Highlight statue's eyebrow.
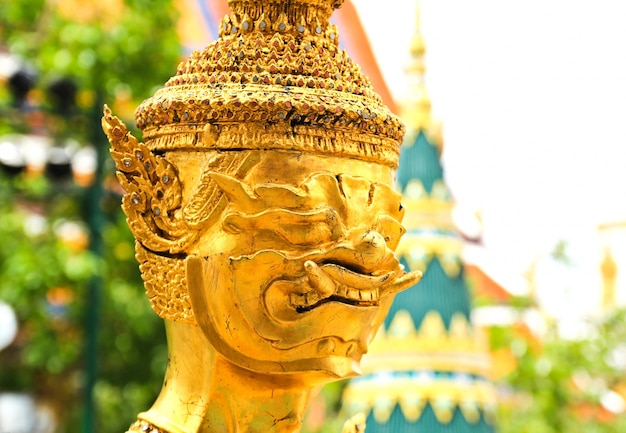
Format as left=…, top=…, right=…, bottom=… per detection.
left=223, top=207, right=342, bottom=246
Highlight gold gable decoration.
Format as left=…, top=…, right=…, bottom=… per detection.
left=399, top=179, right=456, bottom=232
left=393, top=178, right=461, bottom=276
left=396, top=236, right=463, bottom=277
left=394, top=226, right=463, bottom=278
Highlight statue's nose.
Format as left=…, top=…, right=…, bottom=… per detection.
left=351, top=230, right=391, bottom=271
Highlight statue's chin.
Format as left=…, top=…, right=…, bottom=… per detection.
left=206, top=323, right=365, bottom=383
left=187, top=253, right=382, bottom=381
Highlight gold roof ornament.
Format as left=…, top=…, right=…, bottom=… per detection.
left=102, top=1, right=421, bottom=432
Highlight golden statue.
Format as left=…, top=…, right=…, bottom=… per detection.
left=102, top=1, right=421, bottom=432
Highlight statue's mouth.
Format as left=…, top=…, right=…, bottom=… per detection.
left=245, top=231, right=422, bottom=323
left=288, top=259, right=420, bottom=313
left=291, top=261, right=392, bottom=311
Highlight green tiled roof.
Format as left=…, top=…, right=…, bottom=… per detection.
left=384, top=257, right=471, bottom=331
left=365, top=404, right=494, bottom=433
left=397, top=131, right=443, bottom=194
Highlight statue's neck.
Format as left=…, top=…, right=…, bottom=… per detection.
left=138, top=321, right=312, bottom=433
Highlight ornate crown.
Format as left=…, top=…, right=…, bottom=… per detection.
left=134, top=0, right=404, bottom=167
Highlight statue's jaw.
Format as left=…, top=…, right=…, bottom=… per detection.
left=186, top=251, right=420, bottom=381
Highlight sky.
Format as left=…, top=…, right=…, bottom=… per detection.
left=352, top=0, right=626, bottom=320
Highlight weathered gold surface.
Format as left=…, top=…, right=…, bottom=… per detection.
left=102, top=1, right=421, bottom=431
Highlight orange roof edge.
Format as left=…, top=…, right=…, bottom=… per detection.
left=210, top=0, right=230, bottom=21
left=466, top=264, right=513, bottom=302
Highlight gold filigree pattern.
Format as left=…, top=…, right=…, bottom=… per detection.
left=136, top=243, right=192, bottom=324
left=126, top=420, right=164, bottom=433
left=183, top=150, right=261, bottom=229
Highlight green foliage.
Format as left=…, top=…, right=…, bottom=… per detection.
left=0, top=0, right=47, bottom=35
left=94, top=211, right=167, bottom=432
left=0, top=172, right=167, bottom=432
left=0, top=0, right=181, bottom=138
left=0, top=0, right=179, bottom=84
left=0, top=1, right=180, bottom=431
left=494, top=308, right=626, bottom=433
left=0, top=174, right=93, bottom=415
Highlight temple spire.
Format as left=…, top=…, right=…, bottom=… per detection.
left=400, top=1, right=439, bottom=145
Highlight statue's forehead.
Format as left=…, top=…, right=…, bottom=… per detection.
left=244, top=150, right=395, bottom=186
